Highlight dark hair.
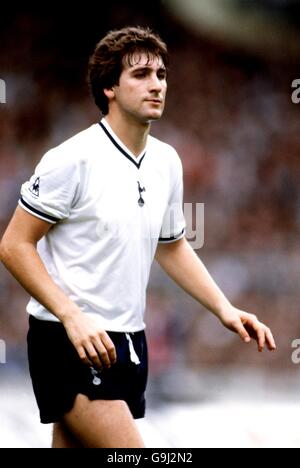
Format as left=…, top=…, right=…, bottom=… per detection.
left=88, top=26, right=169, bottom=115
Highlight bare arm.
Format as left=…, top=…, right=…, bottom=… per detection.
left=155, top=237, right=276, bottom=352
left=0, top=207, right=116, bottom=369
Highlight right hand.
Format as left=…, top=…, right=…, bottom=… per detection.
left=62, top=310, right=117, bottom=370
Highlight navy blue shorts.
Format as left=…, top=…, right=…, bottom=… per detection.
left=27, top=316, right=148, bottom=424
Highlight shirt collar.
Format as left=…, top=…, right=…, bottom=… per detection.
left=99, top=118, right=147, bottom=170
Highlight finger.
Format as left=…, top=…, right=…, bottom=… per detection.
left=77, top=345, right=94, bottom=367
left=265, top=328, right=276, bottom=351
left=255, top=326, right=266, bottom=352
left=234, top=322, right=251, bottom=344
left=93, top=339, right=112, bottom=369
left=101, top=333, right=117, bottom=364
left=84, top=342, right=103, bottom=370
left=245, top=320, right=265, bottom=351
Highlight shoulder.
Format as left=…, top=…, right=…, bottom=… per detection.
left=39, top=124, right=100, bottom=168
left=148, top=134, right=178, bottom=156
left=148, top=135, right=183, bottom=172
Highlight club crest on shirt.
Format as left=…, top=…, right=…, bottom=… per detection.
left=29, top=177, right=40, bottom=197
left=137, top=181, right=146, bottom=207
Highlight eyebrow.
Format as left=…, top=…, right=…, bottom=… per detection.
left=130, top=65, right=167, bottom=73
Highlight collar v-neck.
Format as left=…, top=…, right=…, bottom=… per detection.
left=99, top=119, right=147, bottom=170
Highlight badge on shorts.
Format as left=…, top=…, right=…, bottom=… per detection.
left=90, top=367, right=102, bottom=386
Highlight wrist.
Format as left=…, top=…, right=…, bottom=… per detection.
left=53, top=300, right=83, bottom=324
left=211, top=299, right=233, bottom=320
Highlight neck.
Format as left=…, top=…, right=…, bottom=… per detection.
left=104, top=111, right=150, bottom=157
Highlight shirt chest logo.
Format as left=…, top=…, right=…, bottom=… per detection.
left=137, top=181, right=146, bottom=207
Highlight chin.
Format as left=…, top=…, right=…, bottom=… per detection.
left=145, top=112, right=163, bottom=122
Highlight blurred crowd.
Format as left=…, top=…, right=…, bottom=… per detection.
left=1, top=7, right=300, bottom=380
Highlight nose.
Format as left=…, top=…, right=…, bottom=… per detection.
left=149, top=73, right=163, bottom=93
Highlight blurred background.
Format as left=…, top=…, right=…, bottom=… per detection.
left=1, top=0, right=300, bottom=447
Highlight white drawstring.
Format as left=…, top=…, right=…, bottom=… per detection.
left=125, top=333, right=141, bottom=365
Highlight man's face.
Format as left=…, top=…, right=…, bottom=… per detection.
left=108, top=53, right=167, bottom=124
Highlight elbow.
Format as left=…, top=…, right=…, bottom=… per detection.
left=0, top=238, right=8, bottom=265
left=0, top=236, right=14, bottom=266
left=0, top=236, right=5, bottom=262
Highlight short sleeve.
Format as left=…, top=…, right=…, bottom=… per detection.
left=159, top=152, right=186, bottom=243
left=19, top=149, right=80, bottom=224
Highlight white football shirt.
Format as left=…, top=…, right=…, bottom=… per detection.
left=19, top=119, right=186, bottom=332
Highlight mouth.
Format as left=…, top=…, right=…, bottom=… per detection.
left=145, top=98, right=163, bottom=104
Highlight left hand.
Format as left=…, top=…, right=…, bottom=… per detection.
left=218, top=306, right=276, bottom=352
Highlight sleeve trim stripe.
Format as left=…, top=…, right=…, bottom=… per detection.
left=19, top=198, right=59, bottom=224
left=158, top=229, right=185, bottom=243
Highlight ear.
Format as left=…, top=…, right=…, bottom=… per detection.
left=103, top=87, right=115, bottom=100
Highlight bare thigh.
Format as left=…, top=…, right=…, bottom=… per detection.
left=52, top=421, right=83, bottom=448
left=62, top=394, right=145, bottom=448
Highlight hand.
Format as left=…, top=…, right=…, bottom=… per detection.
left=218, top=305, right=276, bottom=352
left=62, top=310, right=117, bottom=370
